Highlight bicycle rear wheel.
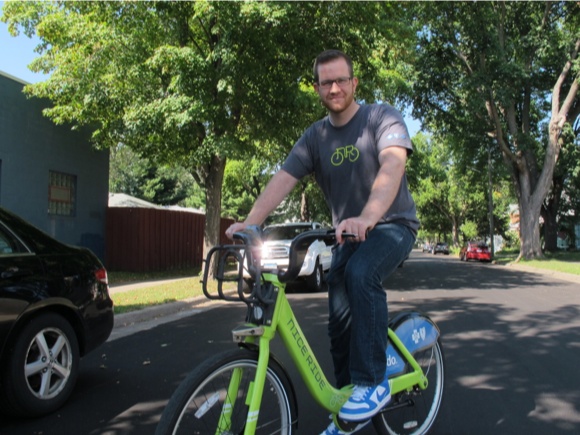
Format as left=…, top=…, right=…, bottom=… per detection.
left=373, top=339, right=445, bottom=435
left=155, top=347, right=296, bottom=435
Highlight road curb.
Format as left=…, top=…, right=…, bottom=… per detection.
left=109, top=296, right=226, bottom=341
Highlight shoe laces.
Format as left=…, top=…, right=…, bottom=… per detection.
left=350, top=385, right=371, bottom=401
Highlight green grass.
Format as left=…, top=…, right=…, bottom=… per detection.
left=492, top=249, right=580, bottom=275
left=519, top=251, right=580, bottom=275
left=110, top=276, right=204, bottom=314
left=108, top=267, right=200, bottom=286
left=108, top=267, right=238, bottom=314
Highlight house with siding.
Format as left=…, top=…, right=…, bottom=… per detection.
left=0, top=70, right=109, bottom=259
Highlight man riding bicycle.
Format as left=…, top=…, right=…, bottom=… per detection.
left=226, top=49, right=419, bottom=435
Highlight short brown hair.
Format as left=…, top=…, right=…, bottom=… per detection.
left=313, top=49, right=354, bottom=83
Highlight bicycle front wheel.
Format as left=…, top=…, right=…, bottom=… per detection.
left=373, top=339, right=445, bottom=435
left=156, top=347, right=296, bottom=435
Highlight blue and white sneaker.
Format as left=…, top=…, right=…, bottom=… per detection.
left=320, top=418, right=370, bottom=434
left=338, top=378, right=391, bottom=421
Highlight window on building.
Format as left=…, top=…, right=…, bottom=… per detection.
left=48, top=171, right=77, bottom=216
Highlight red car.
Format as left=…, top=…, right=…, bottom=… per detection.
left=460, top=241, right=492, bottom=262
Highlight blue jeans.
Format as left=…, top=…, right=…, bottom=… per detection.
left=326, top=222, right=415, bottom=388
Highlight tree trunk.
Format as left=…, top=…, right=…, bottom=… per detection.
left=451, top=216, right=460, bottom=247
left=518, top=194, right=543, bottom=259
left=203, top=154, right=227, bottom=261
left=541, top=198, right=560, bottom=252
left=300, top=187, right=310, bottom=221
left=542, top=211, right=558, bottom=252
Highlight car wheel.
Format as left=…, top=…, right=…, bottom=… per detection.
left=1, top=312, right=80, bottom=417
left=306, top=259, right=323, bottom=292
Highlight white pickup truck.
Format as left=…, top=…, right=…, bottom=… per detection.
left=260, top=222, right=333, bottom=292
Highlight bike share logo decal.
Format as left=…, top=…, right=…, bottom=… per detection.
left=386, top=354, right=398, bottom=367
left=412, top=327, right=426, bottom=344
left=331, top=145, right=360, bottom=166
left=386, top=133, right=408, bottom=140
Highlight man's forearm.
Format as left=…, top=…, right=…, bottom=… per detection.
left=360, top=147, right=407, bottom=227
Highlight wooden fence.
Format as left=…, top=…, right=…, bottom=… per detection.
left=105, top=207, right=234, bottom=272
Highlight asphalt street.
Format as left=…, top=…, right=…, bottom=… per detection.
left=1, top=251, right=579, bottom=434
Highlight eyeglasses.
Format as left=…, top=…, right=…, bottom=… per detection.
left=317, top=77, right=352, bottom=90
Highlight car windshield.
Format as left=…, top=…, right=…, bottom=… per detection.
left=263, top=226, right=311, bottom=241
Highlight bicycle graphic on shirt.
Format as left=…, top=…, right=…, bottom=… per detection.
left=331, top=145, right=360, bottom=166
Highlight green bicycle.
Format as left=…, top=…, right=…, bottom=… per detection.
left=155, top=227, right=445, bottom=434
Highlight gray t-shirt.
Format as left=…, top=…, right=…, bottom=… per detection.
left=282, top=104, right=419, bottom=232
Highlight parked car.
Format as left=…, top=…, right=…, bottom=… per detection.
left=460, top=241, right=492, bottom=262
left=0, top=207, right=114, bottom=417
left=260, top=222, right=332, bottom=292
left=422, top=243, right=431, bottom=252
left=432, top=242, right=450, bottom=255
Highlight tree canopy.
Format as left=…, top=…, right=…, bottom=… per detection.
left=2, top=0, right=415, bottom=256
left=3, top=1, right=578, bottom=260
left=412, top=1, right=580, bottom=259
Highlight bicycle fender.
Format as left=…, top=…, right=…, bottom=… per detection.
left=386, top=312, right=440, bottom=378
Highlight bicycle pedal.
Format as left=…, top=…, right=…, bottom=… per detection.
left=336, top=417, right=369, bottom=432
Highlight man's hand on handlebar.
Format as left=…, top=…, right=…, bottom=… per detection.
left=335, top=217, right=373, bottom=244
left=225, top=222, right=248, bottom=240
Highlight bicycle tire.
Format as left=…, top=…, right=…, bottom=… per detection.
left=155, top=347, right=297, bottom=435
left=373, top=339, right=445, bottom=435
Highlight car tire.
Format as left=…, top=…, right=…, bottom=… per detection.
left=306, top=259, right=324, bottom=292
left=1, top=312, right=80, bottom=417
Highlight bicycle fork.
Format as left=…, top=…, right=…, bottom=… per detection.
left=214, top=333, right=275, bottom=435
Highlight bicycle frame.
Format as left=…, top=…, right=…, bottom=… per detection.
left=200, top=229, right=438, bottom=435
left=222, top=271, right=429, bottom=434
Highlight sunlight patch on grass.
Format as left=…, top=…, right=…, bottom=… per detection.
left=111, top=277, right=202, bottom=314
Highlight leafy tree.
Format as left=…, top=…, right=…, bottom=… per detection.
left=221, top=158, right=272, bottom=222
left=412, top=1, right=580, bottom=260
left=2, top=1, right=415, bottom=259
left=460, top=221, right=479, bottom=242
left=109, top=144, right=204, bottom=207
left=408, top=133, right=488, bottom=246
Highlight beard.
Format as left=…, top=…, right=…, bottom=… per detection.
left=320, top=90, right=355, bottom=114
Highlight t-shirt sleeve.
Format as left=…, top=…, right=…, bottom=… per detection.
left=374, top=106, right=413, bottom=155
left=281, top=128, right=316, bottom=180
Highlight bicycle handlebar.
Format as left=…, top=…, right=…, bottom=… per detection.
left=202, top=227, right=354, bottom=305
left=233, top=227, right=354, bottom=283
